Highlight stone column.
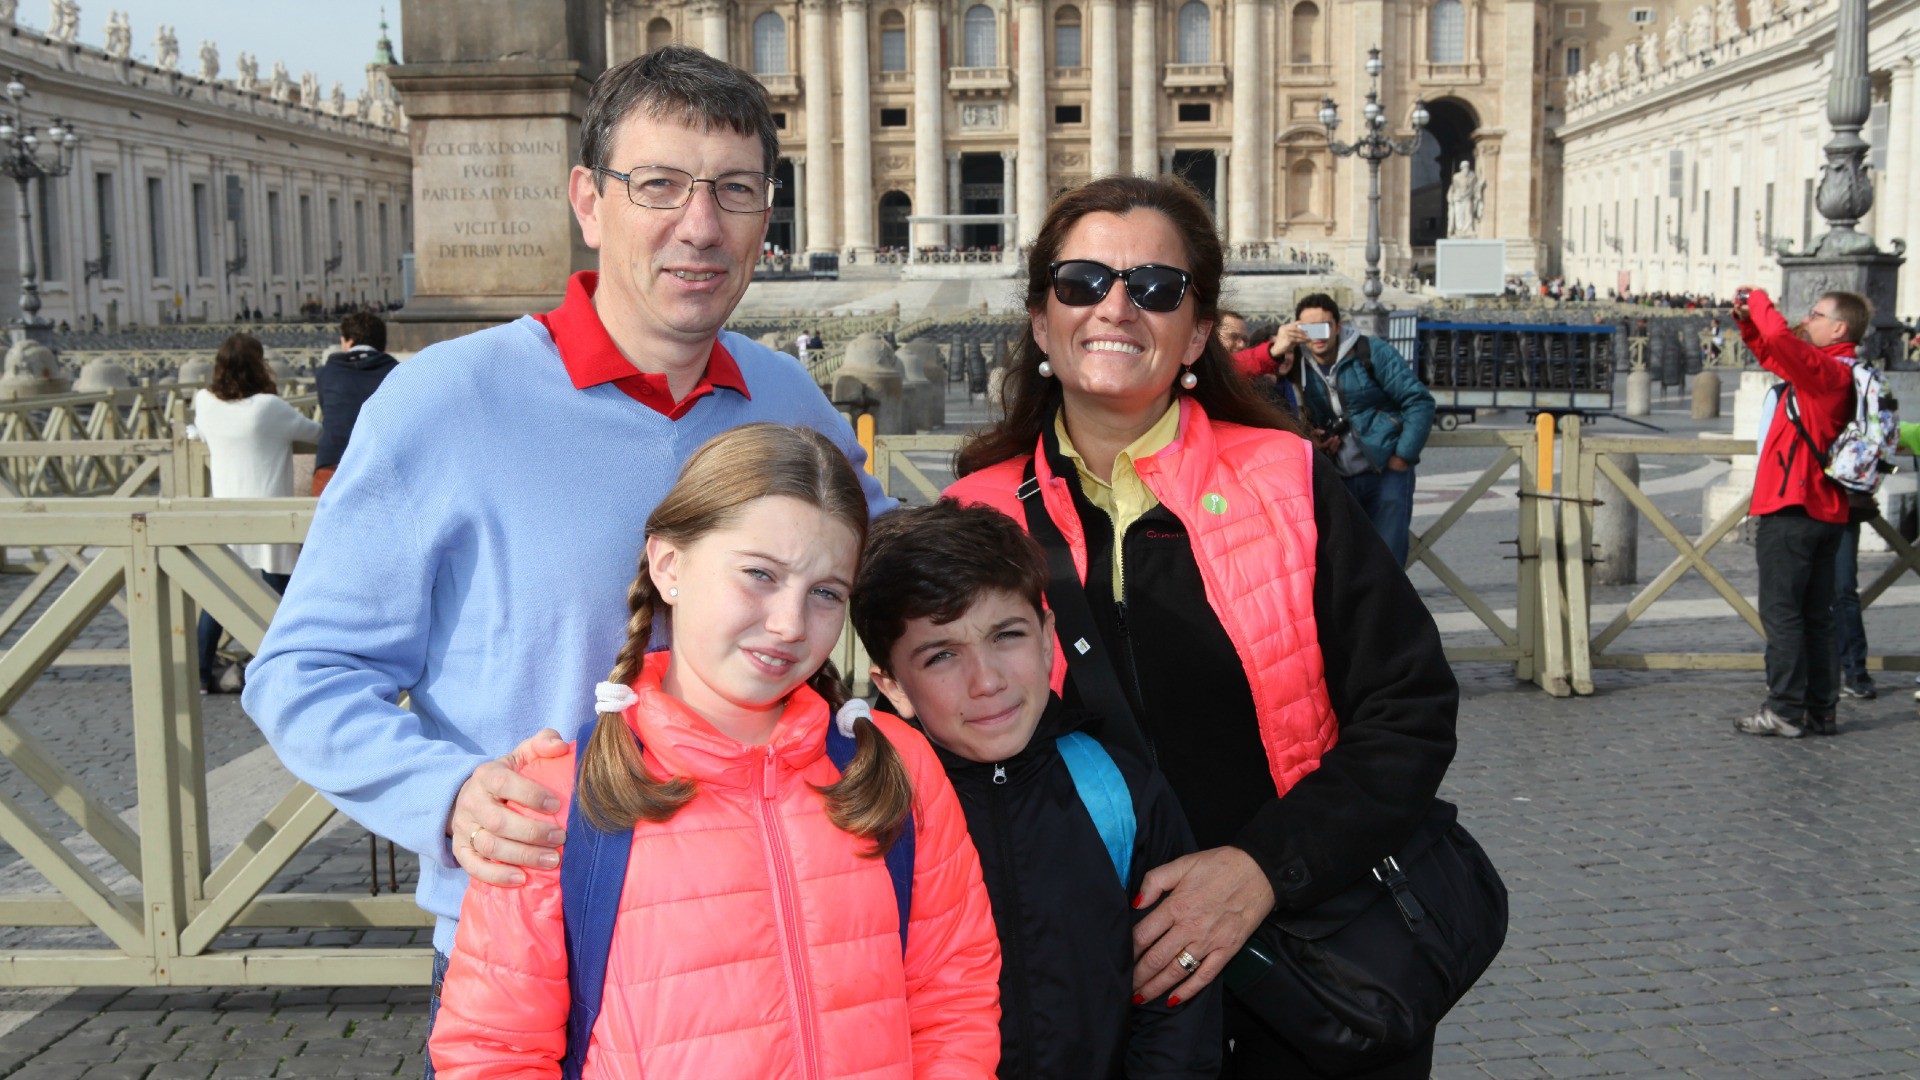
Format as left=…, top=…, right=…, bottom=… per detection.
left=841, top=0, right=876, bottom=256
left=1002, top=148, right=1018, bottom=256
left=912, top=0, right=946, bottom=251
left=1161, top=148, right=1175, bottom=175
left=792, top=155, right=808, bottom=256
left=1089, top=0, right=1120, bottom=177
left=947, top=151, right=963, bottom=247
left=1495, top=0, right=1539, bottom=271
left=1015, top=0, right=1047, bottom=246
left=386, top=0, right=605, bottom=351
left=1227, top=0, right=1263, bottom=246
left=1889, top=60, right=1916, bottom=313
left=801, top=0, right=835, bottom=256
left=1130, top=0, right=1158, bottom=175
left=697, top=0, right=730, bottom=62
left=1215, top=147, right=1230, bottom=238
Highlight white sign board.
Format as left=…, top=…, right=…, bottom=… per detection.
left=1436, top=239, right=1506, bottom=297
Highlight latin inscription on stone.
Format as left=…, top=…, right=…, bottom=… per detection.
left=412, top=119, right=579, bottom=298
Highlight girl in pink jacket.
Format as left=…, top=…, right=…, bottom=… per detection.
left=429, top=424, right=1002, bottom=1079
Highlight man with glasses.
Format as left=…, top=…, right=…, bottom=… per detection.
left=1731, top=288, right=1867, bottom=738
left=242, top=47, right=891, bottom=1066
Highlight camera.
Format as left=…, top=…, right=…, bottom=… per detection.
left=1302, top=322, right=1333, bottom=341
left=1734, top=287, right=1752, bottom=306
left=1321, top=416, right=1352, bottom=438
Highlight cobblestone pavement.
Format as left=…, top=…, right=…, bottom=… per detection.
left=0, top=380, right=1917, bottom=1077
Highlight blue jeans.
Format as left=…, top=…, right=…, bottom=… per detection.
left=425, top=948, right=449, bottom=1079
left=1834, top=521, right=1867, bottom=678
left=1341, top=465, right=1416, bottom=568
left=197, top=571, right=289, bottom=689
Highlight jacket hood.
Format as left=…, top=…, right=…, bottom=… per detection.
left=1333, top=323, right=1364, bottom=363
left=618, top=650, right=829, bottom=791
left=327, top=347, right=398, bottom=372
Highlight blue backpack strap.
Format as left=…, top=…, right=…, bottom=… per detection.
left=826, top=716, right=915, bottom=954
left=1057, top=732, right=1136, bottom=888
left=559, top=743, right=633, bottom=1080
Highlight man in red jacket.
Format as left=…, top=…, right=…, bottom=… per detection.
left=1732, top=288, right=1870, bottom=738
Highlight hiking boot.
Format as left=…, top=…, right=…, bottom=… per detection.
left=1806, top=713, right=1838, bottom=736
left=1839, top=673, right=1877, bottom=700
left=1733, top=706, right=1804, bottom=738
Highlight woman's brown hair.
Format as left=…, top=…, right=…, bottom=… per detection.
left=577, top=423, right=914, bottom=854
left=209, top=333, right=277, bottom=402
left=955, top=175, right=1306, bottom=477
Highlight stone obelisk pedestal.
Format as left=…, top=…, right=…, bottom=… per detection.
left=387, top=0, right=604, bottom=352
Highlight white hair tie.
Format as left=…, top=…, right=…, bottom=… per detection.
left=595, top=681, right=640, bottom=714
left=835, top=698, right=871, bottom=739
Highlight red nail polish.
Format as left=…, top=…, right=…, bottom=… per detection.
left=1168, top=995, right=1182, bottom=1008
left=1132, top=894, right=1144, bottom=909
left=1131, top=994, right=1144, bottom=1006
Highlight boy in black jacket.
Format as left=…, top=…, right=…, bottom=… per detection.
left=852, top=500, right=1221, bottom=1079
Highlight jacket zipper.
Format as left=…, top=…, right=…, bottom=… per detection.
left=1115, top=523, right=1158, bottom=763
left=987, top=774, right=1037, bottom=1079
left=759, top=746, right=824, bottom=1080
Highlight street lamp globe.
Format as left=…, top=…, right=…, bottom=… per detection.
left=1411, top=99, right=1431, bottom=129
left=1318, top=98, right=1340, bottom=131
left=1366, top=46, right=1384, bottom=79
left=4, top=78, right=22, bottom=101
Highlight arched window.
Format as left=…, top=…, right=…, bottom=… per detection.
left=1176, top=2, right=1211, bottom=64
left=880, top=9, right=907, bottom=71
left=963, top=5, right=997, bottom=66
left=1287, top=159, right=1318, bottom=219
left=1429, top=0, right=1466, bottom=63
left=646, top=17, right=673, bottom=52
left=1290, top=1, right=1319, bottom=63
left=1055, top=5, right=1083, bottom=67
left=878, top=190, right=912, bottom=250
left=752, top=12, right=787, bottom=74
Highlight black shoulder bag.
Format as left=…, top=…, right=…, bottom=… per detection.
left=1017, top=457, right=1507, bottom=1076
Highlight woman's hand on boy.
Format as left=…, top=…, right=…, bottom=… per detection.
left=1128, top=846, right=1276, bottom=1006
left=448, top=727, right=571, bottom=886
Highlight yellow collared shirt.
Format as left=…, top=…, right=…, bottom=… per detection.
left=1055, top=402, right=1181, bottom=596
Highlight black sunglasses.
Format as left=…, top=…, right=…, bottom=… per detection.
left=1048, top=260, right=1194, bottom=313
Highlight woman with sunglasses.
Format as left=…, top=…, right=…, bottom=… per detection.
left=946, top=175, right=1458, bottom=1078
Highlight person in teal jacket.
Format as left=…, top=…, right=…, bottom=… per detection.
left=1281, top=292, right=1436, bottom=567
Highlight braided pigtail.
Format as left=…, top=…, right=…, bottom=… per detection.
left=576, top=556, right=697, bottom=832
left=811, top=659, right=915, bottom=856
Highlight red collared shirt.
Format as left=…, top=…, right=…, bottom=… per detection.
left=533, top=271, right=750, bottom=420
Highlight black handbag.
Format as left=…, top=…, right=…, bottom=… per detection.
left=1016, top=459, right=1508, bottom=1077
left=1226, top=799, right=1508, bottom=1075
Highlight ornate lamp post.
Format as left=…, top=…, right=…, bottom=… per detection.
left=1320, top=47, right=1427, bottom=338
left=0, top=73, right=77, bottom=344
left=1775, top=0, right=1905, bottom=365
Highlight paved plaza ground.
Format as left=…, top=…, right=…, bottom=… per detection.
left=0, top=377, right=1916, bottom=1078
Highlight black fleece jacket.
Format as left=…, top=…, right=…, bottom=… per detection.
left=1040, top=423, right=1458, bottom=915
left=314, top=347, right=399, bottom=469
left=929, top=698, right=1222, bottom=1079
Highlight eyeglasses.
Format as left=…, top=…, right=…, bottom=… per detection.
left=593, top=164, right=781, bottom=213
left=1047, top=260, right=1194, bottom=313
left=1807, top=308, right=1837, bottom=322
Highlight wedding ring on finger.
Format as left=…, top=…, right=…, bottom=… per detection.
left=1175, top=950, right=1201, bottom=974
left=468, top=826, right=483, bottom=849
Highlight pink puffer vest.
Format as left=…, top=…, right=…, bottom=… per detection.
left=945, top=397, right=1339, bottom=796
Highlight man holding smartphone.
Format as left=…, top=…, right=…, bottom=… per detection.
left=1265, top=293, right=1435, bottom=567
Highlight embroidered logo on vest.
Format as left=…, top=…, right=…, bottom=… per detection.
left=1202, top=492, right=1228, bottom=515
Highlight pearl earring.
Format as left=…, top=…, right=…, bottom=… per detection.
left=1180, top=367, right=1199, bottom=390
left=1038, top=359, right=1054, bottom=378
left=668, top=587, right=678, bottom=598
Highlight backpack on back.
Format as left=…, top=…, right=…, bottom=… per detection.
left=1773, top=362, right=1901, bottom=495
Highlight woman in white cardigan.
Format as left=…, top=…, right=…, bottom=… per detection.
left=191, top=333, right=323, bottom=693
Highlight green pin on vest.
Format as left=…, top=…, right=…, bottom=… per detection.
left=1203, top=492, right=1228, bottom=515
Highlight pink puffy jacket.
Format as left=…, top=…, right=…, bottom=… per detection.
left=429, top=652, right=1002, bottom=1079
left=945, top=397, right=1339, bottom=796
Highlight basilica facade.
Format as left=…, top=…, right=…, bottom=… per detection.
left=605, top=0, right=1553, bottom=276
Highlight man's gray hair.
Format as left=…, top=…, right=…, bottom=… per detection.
left=581, top=45, right=780, bottom=181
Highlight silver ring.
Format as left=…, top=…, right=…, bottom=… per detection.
left=1175, top=950, right=1200, bottom=974
left=468, top=826, right=483, bottom=848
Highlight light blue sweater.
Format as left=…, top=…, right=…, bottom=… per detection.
left=242, top=317, right=892, bottom=951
